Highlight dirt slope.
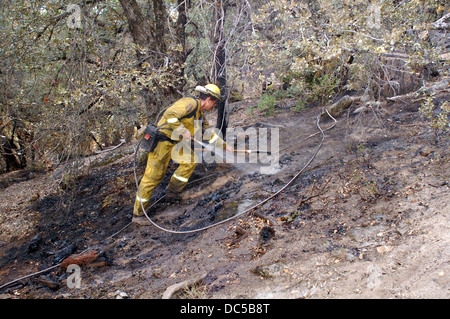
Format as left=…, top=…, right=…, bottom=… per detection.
left=0, top=84, right=448, bottom=299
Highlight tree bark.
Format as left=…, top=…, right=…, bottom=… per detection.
left=214, top=0, right=229, bottom=138
left=118, top=0, right=153, bottom=48
left=152, top=0, right=167, bottom=53
left=0, top=120, right=27, bottom=172
left=176, top=0, right=187, bottom=55
left=172, top=0, right=188, bottom=92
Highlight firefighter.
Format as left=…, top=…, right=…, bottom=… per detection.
left=133, top=84, right=233, bottom=225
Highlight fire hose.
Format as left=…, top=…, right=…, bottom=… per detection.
left=133, top=109, right=336, bottom=234
left=0, top=109, right=336, bottom=291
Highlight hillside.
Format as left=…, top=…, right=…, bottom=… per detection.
left=0, top=75, right=448, bottom=299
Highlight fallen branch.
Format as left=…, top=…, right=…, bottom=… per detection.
left=296, top=177, right=331, bottom=210
left=432, top=12, right=450, bottom=30
left=322, top=95, right=361, bottom=118
left=162, top=272, right=208, bottom=299
left=283, top=177, right=332, bottom=223
left=94, top=139, right=125, bottom=154
left=59, top=250, right=106, bottom=270
left=386, top=91, right=416, bottom=103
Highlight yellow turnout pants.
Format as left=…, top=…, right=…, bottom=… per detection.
left=133, top=140, right=197, bottom=216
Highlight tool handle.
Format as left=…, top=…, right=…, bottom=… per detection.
left=234, top=149, right=250, bottom=153
left=195, top=148, right=271, bottom=155
left=235, top=150, right=272, bottom=155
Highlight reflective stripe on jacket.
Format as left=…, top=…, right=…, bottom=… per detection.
left=157, top=97, right=226, bottom=148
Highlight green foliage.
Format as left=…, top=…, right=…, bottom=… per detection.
left=1, top=0, right=448, bottom=173
left=419, top=91, right=450, bottom=143
left=293, top=99, right=306, bottom=112
left=244, top=0, right=447, bottom=104
left=309, top=74, right=340, bottom=105
left=257, top=94, right=277, bottom=116
left=0, top=0, right=183, bottom=172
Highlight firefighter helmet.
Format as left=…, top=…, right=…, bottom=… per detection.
left=195, top=84, right=222, bottom=101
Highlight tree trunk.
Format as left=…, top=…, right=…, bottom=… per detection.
left=118, top=0, right=152, bottom=48
left=152, top=0, right=166, bottom=53
left=0, top=121, right=27, bottom=172
left=176, top=0, right=187, bottom=53
left=119, top=0, right=180, bottom=113
left=214, top=0, right=229, bottom=139
left=172, top=0, right=188, bottom=92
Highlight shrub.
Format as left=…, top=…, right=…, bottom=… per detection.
left=257, top=94, right=277, bottom=116
left=419, top=91, right=450, bottom=144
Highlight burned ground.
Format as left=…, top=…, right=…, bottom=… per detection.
left=0, top=86, right=449, bottom=299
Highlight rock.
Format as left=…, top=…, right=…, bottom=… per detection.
left=113, top=290, right=129, bottom=299
left=279, top=153, right=293, bottom=165
left=348, top=225, right=386, bottom=242
left=376, top=246, right=394, bottom=254
left=330, top=248, right=358, bottom=262
left=251, top=263, right=285, bottom=278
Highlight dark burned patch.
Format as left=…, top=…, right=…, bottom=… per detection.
left=259, top=226, right=275, bottom=243
left=0, top=162, right=136, bottom=269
